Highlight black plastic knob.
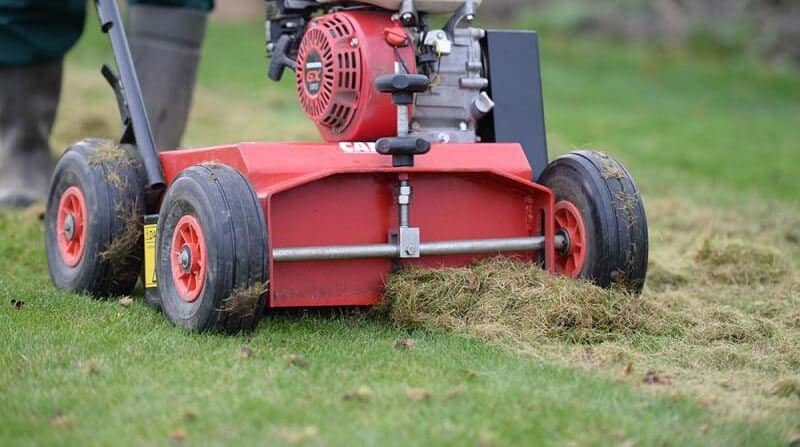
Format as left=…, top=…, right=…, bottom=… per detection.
left=375, top=74, right=430, bottom=105
left=376, top=136, right=431, bottom=167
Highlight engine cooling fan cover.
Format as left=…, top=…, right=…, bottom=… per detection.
left=295, top=11, right=415, bottom=142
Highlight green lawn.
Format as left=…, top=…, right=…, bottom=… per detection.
left=1, top=13, right=799, bottom=447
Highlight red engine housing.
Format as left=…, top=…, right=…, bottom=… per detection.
left=295, top=11, right=415, bottom=142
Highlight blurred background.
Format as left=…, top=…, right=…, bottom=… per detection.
left=214, top=0, right=800, bottom=66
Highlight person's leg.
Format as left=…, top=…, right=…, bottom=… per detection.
left=0, top=0, right=84, bottom=207
left=127, top=3, right=210, bottom=151
left=0, top=63, right=63, bottom=208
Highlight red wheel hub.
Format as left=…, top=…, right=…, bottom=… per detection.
left=56, top=186, right=88, bottom=267
left=171, top=215, right=207, bottom=303
left=554, top=200, right=587, bottom=278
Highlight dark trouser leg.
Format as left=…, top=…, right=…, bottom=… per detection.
left=127, top=4, right=208, bottom=151
left=0, top=60, right=62, bottom=208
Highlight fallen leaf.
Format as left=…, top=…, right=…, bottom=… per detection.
left=343, top=386, right=373, bottom=401
left=50, top=412, right=74, bottom=429
left=287, top=354, right=310, bottom=368
left=464, top=368, right=479, bottom=379
left=623, top=362, right=633, bottom=376
left=181, top=409, right=197, bottom=422
left=275, top=426, right=317, bottom=445
left=118, top=296, right=133, bottom=307
left=238, top=346, right=253, bottom=359
left=168, top=428, right=187, bottom=444
left=10, top=299, right=24, bottom=310
left=643, top=370, right=671, bottom=385
left=406, top=388, right=431, bottom=401
left=394, top=338, right=416, bottom=350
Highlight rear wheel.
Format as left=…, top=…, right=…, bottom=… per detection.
left=540, top=150, right=648, bottom=293
left=156, top=164, right=269, bottom=333
left=45, top=139, right=145, bottom=297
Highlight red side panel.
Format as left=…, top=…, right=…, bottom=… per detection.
left=159, top=142, right=554, bottom=308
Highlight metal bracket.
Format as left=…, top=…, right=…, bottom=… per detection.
left=393, top=177, right=421, bottom=258
left=101, top=65, right=130, bottom=126
left=399, top=0, right=417, bottom=26
left=397, top=227, right=421, bottom=258
left=444, top=0, right=476, bottom=40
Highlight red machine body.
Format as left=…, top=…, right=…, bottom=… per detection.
left=160, top=143, right=555, bottom=308
left=295, top=11, right=415, bottom=142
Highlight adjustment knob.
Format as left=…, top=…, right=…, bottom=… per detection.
left=376, top=136, right=431, bottom=168
left=375, top=74, right=430, bottom=105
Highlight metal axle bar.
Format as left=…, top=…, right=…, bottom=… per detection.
left=273, top=235, right=566, bottom=262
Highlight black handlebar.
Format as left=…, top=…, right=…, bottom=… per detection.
left=95, top=0, right=166, bottom=211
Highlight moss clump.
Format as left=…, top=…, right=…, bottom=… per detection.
left=769, top=377, right=800, bottom=399
left=695, top=238, right=787, bottom=285
left=382, top=258, right=672, bottom=345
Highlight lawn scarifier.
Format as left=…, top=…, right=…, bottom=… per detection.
left=45, top=0, right=648, bottom=333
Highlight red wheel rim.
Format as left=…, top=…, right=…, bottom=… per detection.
left=56, top=186, right=88, bottom=267
left=170, top=215, right=207, bottom=303
left=554, top=200, right=587, bottom=278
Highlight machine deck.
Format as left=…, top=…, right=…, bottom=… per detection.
left=158, top=142, right=555, bottom=307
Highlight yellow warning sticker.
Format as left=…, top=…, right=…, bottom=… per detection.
left=144, top=223, right=158, bottom=288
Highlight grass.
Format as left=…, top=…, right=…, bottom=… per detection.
left=2, top=12, right=800, bottom=447
left=1, top=265, right=781, bottom=446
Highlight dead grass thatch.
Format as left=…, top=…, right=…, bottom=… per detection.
left=221, top=282, right=268, bottom=318
left=383, top=258, right=674, bottom=345
left=381, top=195, right=800, bottom=433
left=695, top=238, right=787, bottom=285
left=100, top=201, right=143, bottom=266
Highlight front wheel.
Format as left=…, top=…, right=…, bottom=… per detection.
left=156, top=164, right=269, bottom=333
left=539, top=150, right=648, bottom=294
left=45, top=139, right=145, bottom=297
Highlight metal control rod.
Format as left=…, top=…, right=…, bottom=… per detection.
left=273, top=235, right=566, bottom=262
left=95, top=0, right=166, bottom=204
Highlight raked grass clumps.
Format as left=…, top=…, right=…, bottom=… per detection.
left=383, top=197, right=800, bottom=429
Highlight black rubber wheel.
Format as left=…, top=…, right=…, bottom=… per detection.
left=539, top=150, right=648, bottom=293
left=45, top=139, right=146, bottom=297
left=156, top=164, right=269, bottom=333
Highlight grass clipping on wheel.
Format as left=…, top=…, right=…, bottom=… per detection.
left=383, top=258, right=669, bottom=345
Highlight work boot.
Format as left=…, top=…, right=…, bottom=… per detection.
left=0, top=61, right=62, bottom=208
left=128, top=4, right=208, bottom=151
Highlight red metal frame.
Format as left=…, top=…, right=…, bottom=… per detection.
left=160, top=142, right=555, bottom=308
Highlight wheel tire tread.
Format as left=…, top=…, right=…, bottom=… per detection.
left=540, top=150, right=648, bottom=293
